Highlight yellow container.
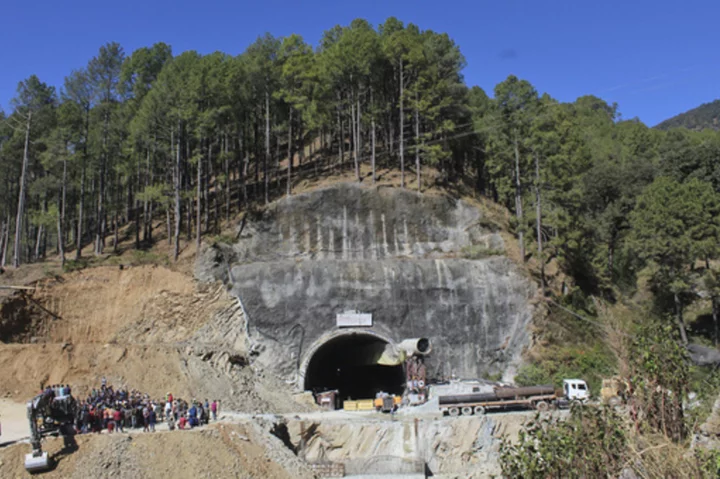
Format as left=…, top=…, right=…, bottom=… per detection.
left=357, top=399, right=375, bottom=411
left=343, top=400, right=358, bottom=411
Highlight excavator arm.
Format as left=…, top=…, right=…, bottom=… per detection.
left=25, top=393, right=51, bottom=472
left=24, top=391, right=76, bottom=473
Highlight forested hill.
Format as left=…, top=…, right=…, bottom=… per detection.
left=2, top=16, right=720, bottom=347
left=655, top=99, right=720, bottom=130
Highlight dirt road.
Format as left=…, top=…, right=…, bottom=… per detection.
left=0, top=399, right=28, bottom=445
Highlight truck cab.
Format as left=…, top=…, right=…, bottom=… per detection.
left=563, top=379, right=589, bottom=402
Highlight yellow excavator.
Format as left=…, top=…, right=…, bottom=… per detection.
left=600, top=376, right=629, bottom=407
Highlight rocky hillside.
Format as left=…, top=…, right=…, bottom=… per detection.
left=198, top=183, right=539, bottom=385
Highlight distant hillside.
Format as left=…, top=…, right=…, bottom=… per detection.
left=655, top=99, right=720, bottom=130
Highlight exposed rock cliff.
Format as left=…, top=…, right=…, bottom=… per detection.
left=197, top=183, right=537, bottom=386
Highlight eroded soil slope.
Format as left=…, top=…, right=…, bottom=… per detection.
left=0, top=265, right=307, bottom=413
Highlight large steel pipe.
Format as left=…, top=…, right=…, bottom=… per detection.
left=493, top=385, right=554, bottom=399
left=439, top=393, right=497, bottom=405
left=398, top=338, right=432, bottom=356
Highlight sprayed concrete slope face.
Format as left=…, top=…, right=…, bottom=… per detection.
left=197, top=183, right=537, bottom=385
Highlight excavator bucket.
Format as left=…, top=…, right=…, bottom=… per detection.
left=24, top=452, right=50, bottom=473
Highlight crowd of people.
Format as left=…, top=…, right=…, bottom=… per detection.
left=53, top=378, right=220, bottom=434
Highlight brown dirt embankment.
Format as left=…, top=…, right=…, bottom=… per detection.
left=0, top=422, right=315, bottom=479
left=0, top=265, right=309, bottom=414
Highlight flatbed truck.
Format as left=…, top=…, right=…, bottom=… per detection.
left=439, top=379, right=589, bottom=416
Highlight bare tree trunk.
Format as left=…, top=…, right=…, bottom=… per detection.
left=196, top=138, right=203, bottom=251
left=388, top=116, right=394, bottom=156
left=253, top=120, right=259, bottom=191
left=0, top=220, right=5, bottom=266
left=34, top=221, right=44, bottom=260
left=166, top=207, right=172, bottom=245
left=287, top=107, right=293, bottom=197
left=356, top=93, right=362, bottom=181
left=41, top=198, right=48, bottom=258
left=89, top=177, right=95, bottom=246
left=225, top=134, right=231, bottom=222
left=312, top=127, right=318, bottom=177
left=371, top=100, right=377, bottom=185
left=133, top=181, right=140, bottom=250
left=351, top=99, right=359, bottom=181
left=235, top=130, right=243, bottom=211
left=1, top=213, right=10, bottom=268
left=534, top=152, right=544, bottom=292
left=414, top=93, right=420, bottom=191
left=186, top=197, right=192, bottom=242
left=205, top=141, right=211, bottom=232
left=76, top=165, right=85, bottom=259
left=513, top=135, right=525, bottom=261
left=147, top=200, right=154, bottom=243
left=59, top=152, right=67, bottom=266
left=274, top=129, right=281, bottom=191
left=264, top=90, right=270, bottom=205
left=370, top=88, right=377, bottom=181
left=13, top=111, right=32, bottom=268
left=142, top=149, right=150, bottom=243
left=336, top=96, right=343, bottom=170
left=239, top=131, right=248, bottom=207
left=24, top=218, right=31, bottom=262
left=173, top=126, right=182, bottom=261
left=185, top=138, right=192, bottom=242
left=210, top=144, right=218, bottom=234
left=95, top=109, right=110, bottom=256
left=399, top=61, right=405, bottom=189
left=112, top=212, right=118, bottom=253
left=0, top=220, right=6, bottom=268
left=298, top=122, right=304, bottom=168
left=147, top=144, right=155, bottom=243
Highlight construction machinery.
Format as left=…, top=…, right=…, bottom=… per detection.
left=601, top=376, right=629, bottom=406
left=439, top=379, right=589, bottom=416
left=24, top=389, right=77, bottom=473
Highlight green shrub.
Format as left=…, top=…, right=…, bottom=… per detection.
left=460, top=244, right=504, bottom=259
left=211, top=233, right=236, bottom=245
left=514, top=364, right=553, bottom=387
left=128, top=250, right=168, bottom=266
left=62, top=257, right=92, bottom=273
left=500, top=405, right=628, bottom=478
left=515, top=345, right=615, bottom=395
left=696, top=448, right=720, bottom=478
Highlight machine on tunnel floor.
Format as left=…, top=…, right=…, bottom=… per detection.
left=302, top=332, right=431, bottom=408
left=304, top=333, right=405, bottom=402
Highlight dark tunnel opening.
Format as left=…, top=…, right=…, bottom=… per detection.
left=304, top=334, right=406, bottom=401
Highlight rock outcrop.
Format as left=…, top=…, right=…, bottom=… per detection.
left=285, top=413, right=532, bottom=478
left=197, top=183, right=537, bottom=386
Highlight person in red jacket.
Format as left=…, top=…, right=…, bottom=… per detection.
left=113, top=408, right=123, bottom=433
left=210, top=400, right=218, bottom=421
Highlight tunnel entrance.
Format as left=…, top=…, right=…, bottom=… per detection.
left=303, top=333, right=406, bottom=401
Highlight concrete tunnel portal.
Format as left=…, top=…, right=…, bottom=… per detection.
left=303, top=332, right=407, bottom=401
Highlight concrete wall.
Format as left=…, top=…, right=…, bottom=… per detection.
left=196, top=183, right=537, bottom=386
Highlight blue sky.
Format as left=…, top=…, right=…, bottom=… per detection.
left=1, top=0, right=718, bottom=126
